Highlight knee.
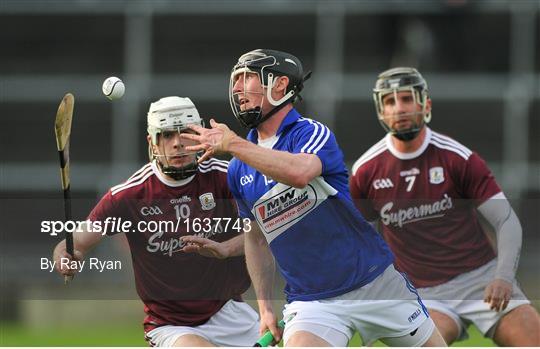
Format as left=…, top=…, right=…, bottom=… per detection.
left=494, top=304, right=540, bottom=346
left=173, top=334, right=215, bottom=347
left=285, top=330, right=332, bottom=347
left=428, top=310, right=460, bottom=345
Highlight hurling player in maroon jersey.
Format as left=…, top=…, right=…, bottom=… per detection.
left=53, top=97, right=259, bottom=346
left=350, top=68, right=539, bottom=346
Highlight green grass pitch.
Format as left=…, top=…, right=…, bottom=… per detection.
left=1, top=323, right=495, bottom=346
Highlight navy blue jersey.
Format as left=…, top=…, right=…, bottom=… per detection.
left=228, top=108, right=393, bottom=302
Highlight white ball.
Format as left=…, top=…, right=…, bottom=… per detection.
left=102, top=76, right=125, bottom=100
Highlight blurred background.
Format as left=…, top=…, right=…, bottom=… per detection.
left=1, top=0, right=539, bottom=346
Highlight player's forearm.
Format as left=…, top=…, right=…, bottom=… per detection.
left=53, top=228, right=102, bottom=258
left=244, top=224, right=275, bottom=309
left=227, top=135, right=321, bottom=188
left=222, top=233, right=245, bottom=257
left=478, top=194, right=522, bottom=282
left=494, top=209, right=522, bottom=282
left=245, top=244, right=275, bottom=302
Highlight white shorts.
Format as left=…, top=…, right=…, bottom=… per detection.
left=419, top=259, right=531, bottom=341
left=282, top=264, right=435, bottom=346
left=145, top=300, right=259, bottom=347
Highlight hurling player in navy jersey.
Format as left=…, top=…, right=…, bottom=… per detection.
left=53, top=96, right=259, bottom=347
left=181, top=49, right=446, bottom=347
left=350, top=67, right=540, bottom=346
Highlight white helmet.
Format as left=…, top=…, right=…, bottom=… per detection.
left=147, top=96, right=204, bottom=179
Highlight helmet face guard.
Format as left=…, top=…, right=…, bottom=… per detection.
left=373, top=67, right=431, bottom=141
left=149, top=127, right=200, bottom=180
left=147, top=96, right=204, bottom=180
left=229, top=49, right=310, bottom=129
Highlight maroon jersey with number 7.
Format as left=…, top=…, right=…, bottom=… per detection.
left=350, top=128, right=500, bottom=288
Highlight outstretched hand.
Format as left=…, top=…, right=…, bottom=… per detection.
left=180, top=119, right=237, bottom=162
left=180, top=235, right=230, bottom=259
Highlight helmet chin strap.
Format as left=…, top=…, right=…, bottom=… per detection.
left=237, top=94, right=294, bottom=129
left=160, top=162, right=198, bottom=180
left=237, top=74, right=297, bottom=129
left=234, top=71, right=311, bottom=129
left=236, top=107, right=261, bottom=128
left=153, top=154, right=198, bottom=181
left=392, top=127, right=422, bottom=141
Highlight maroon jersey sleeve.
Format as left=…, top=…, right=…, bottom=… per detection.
left=350, top=166, right=379, bottom=222
left=87, top=190, right=123, bottom=236
left=459, top=152, right=502, bottom=206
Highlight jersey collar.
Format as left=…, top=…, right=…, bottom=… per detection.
left=246, top=108, right=301, bottom=143
left=385, top=127, right=432, bottom=160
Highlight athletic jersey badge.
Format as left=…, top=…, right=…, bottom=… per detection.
left=240, top=174, right=254, bottom=186
left=429, top=167, right=444, bottom=184
left=199, top=192, right=216, bottom=210
left=373, top=178, right=394, bottom=190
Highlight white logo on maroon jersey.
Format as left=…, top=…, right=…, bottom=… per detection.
left=429, top=167, right=445, bottom=184
left=147, top=225, right=224, bottom=257
left=373, top=178, right=394, bottom=190
left=199, top=193, right=216, bottom=210
left=170, top=195, right=191, bottom=204
left=400, top=168, right=420, bottom=177
left=147, top=231, right=184, bottom=256
left=140, top=206, right=163, bottom=216
left=380, top=194, right=453, bottom=227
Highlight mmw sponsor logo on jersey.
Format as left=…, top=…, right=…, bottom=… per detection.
left=380, top=193, right=453, bottom=228
left=257, top=189, right=303, bottom=221
left=253, top=178, right=337, bottom=244
left=257, top=187, right=314, bottom=227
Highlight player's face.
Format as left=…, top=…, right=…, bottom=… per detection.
left=153, top=129, right=198, bottom=167
left=380, top=91, right=425, bottom=132
left=232, top=72, right=272, bottom=113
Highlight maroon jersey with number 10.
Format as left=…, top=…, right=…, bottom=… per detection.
left=87, top=159, right=250, bottom=331
left=350, top=128, right=501, bottom=288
